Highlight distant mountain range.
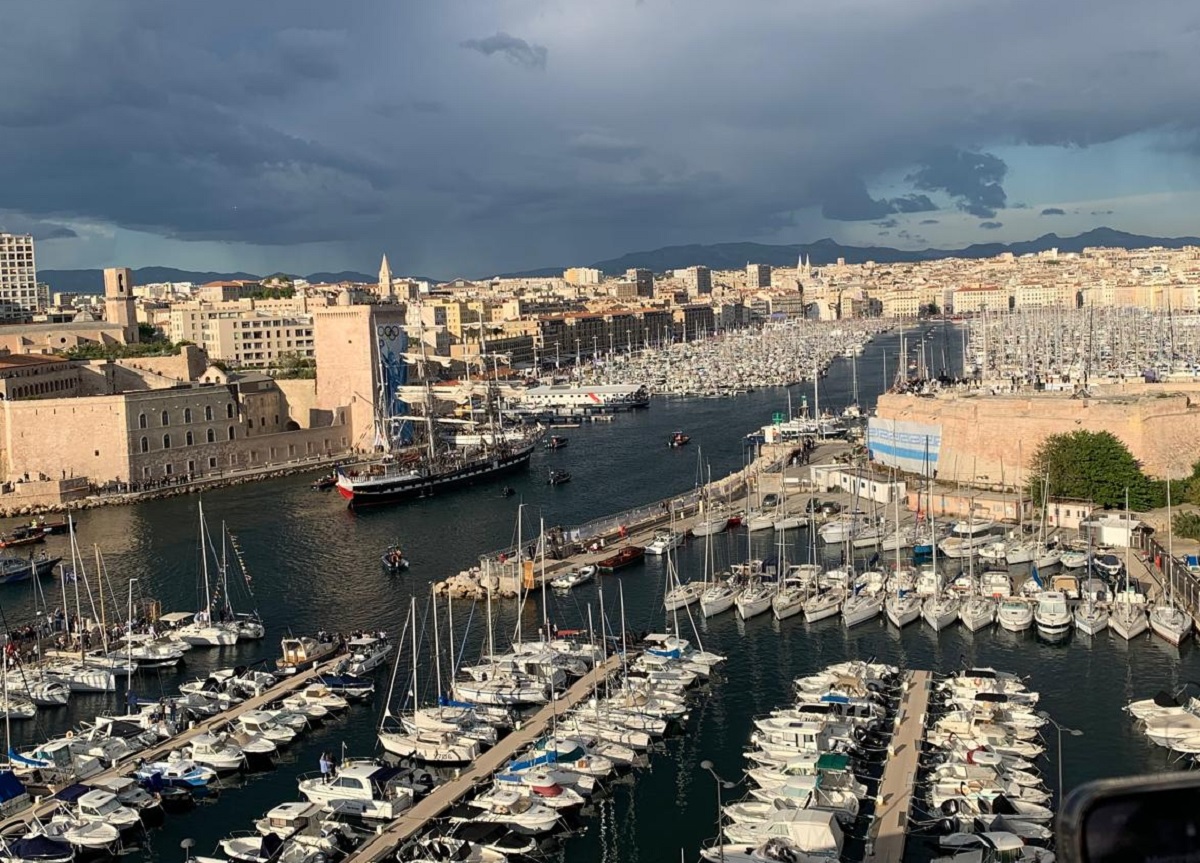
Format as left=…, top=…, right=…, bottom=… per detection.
left=503, top=227, right=1200, bottom=277
left=38, top=266, right=378, bottom=294
left=39, top=227, right=1200, bottom=292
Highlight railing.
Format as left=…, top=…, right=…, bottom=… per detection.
left=1144, top=536, right=1200, bottom=619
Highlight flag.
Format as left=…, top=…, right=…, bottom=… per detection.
left=1030, top=565, right=1042, bottom=588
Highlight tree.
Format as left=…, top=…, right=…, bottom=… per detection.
left=1029, top=430, right=1156, bottom=509
left=1174, top=511, right=1200, bottom=541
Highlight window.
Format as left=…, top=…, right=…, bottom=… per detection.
left=228, top=426, right=235, bottom=440
left=138, top=413, right=147, bottom=429
left=184, top=408, right=192, bottom=423
left=142, top=466, right=150, bottom=479
left=164, top=463, right=173, bottom=475
left=247, top=418, right=253, bottom=429
left=187, top=460, right=195, bottom=474
left=207, top=428, right=215, bottom=443
left=163, top=434, right=171, bottom=449
left=185, top=431, right=194, bottom=446
left=140, top=437, right=148, bottom=453
left=161, top=410, right=169, bottom=426
left=226, top=403, right=234, bottom=419
left=208, top=457, right=217, bottom=469
left=274, top=414, right=279, bottom=425
left=205, top=405, right=213, bottom=421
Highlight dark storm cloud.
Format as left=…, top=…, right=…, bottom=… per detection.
left=817, top=176, right=935, bottom=221
left=2, top=0, right=1200, bottom=274
left=980, top=221, right=1003, bottom=230
left=907, top=148, right=1008, bottom=219
left=1041, top=207, right=1066, bottom=215
left=460, top=32, right=548, bottom=69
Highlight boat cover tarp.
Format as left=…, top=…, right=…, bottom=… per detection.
left=1154, top=690, right=1181, bottom=708
left=52, top=783, right=91, bottom=803
left=5, top=835, right=72, bottom=860
left=815, top=753, right=850, bottom=772
left=0, top=771, right=25, bottom=804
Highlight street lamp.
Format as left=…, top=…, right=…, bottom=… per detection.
left=181, top=839, right=196, bottom=863
left=1037, top=711, right=1083, bottom=805
left=700, top=759, right=737, bottom=863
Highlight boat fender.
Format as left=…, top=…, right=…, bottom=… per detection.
left=577, top=759, right=588, bottom=769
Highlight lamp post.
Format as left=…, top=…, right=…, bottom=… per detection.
left=700, top=759, right=737, bottom=863
left=1037, top=711, right=1083, bottom=805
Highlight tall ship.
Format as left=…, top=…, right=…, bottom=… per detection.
left=336, top=313, right=539, bottom=507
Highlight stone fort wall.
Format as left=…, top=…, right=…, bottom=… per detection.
left=875, top=388, right=1200, bottom=483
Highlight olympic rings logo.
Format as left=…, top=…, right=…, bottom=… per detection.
left=378, top=326, right=401, bottom=339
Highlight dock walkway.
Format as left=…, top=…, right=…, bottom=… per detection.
left=868, top=669, right=931, bottom=863
left=0, top=654, right=346, bottom=834
left=343, top=653, right=624, bottom=863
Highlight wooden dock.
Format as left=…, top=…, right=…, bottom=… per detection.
left=0, top=654, right=346, bottom=833
left=867, top=669, right=931, bottom=863
left=343, top=653, right=624, bottom=863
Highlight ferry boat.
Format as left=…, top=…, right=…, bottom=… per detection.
left=597, top=546, right=646, bottom=572
left=276, top=636, right=339, bottom=676
left=517, top=383, right=650, bottom=412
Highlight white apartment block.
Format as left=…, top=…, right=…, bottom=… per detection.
left=202, top=313, right=314, bottom=368
left=0, top=233, right=39, bottom=321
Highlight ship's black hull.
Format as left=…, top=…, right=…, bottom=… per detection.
left=338, top=447, right=534, bottom=507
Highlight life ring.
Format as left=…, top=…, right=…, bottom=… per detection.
left=65, top=730, right=74, bottom=739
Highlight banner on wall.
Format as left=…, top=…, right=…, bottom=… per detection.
left=867, top=418, right=942, bottom=475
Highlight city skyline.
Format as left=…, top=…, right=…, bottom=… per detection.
left=4, top=1, right=1200, bottom=276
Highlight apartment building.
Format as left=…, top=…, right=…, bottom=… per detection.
left=0, top=233, right=40, bottom=321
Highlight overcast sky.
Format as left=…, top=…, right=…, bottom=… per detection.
left=4, top=0, right=1200, bottom=277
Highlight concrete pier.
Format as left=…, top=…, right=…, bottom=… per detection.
left=0, top=654, right=346, bottom=833
left=867, top=669, right=931, bottom=863
left=343, top=653, right=624, bottom=863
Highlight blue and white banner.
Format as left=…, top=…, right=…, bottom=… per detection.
left=867, top=418, right=941, bottom=475
left=376, top=323, right=411, bottom=446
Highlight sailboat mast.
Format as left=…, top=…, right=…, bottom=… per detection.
left=199, top=501, right=212, bottom=614
left=431, top=589, right=443, bottom=701
left=409, top=597, right=419, bottom=713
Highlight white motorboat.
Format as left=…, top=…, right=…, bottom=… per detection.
left=980, top=571, right=1012, bottom=599
left=379, top=725, right=482, bottom=764
left=235, top=710, right=298, bottom=746
left=68, top=788, right=142, bottom=836
left=0, top=832, right=74, bottom=863
left=736, top=581, right=775, bottom=620
left=996, top=598, right=1033, bottom=632
left=298, top=760, right=414, bottom=820
left=1033, top=591, right=1072, bottom=639
left=1074, top=602, right=1109, bottom=636
left=43, top=663, right=115, bottom=693
left=645, top=530, right=684, bottom=555
left=923, top=594, right=961, bottom=631
left=39, top=816, right=120, bottom=853
left=185, top=732, right=246, bottom=773
left=745, top=512, right=775, bottom=533
left=772, top=515, right=803, bottom=531
left=1150, top=603, right=1192, bottom=647
left=134, top=752, right=218, bottom=788
left=1059, top=550, right=1089, bottom=570
left=817, top=513, right=872, bottom=545
left=691, top=514, right=729, bottom=536
left=550, top=566, right=594, bottom=591
left=5, top=674, right=70, bottom=707
left=959, top=596, right=996, bottom=632
left=456, top=787, right=560, bottom=834
left=1093, top=553, right=1124, bottom=578
left=345, top=635, right=393, bottom=675
left=939, top=519, right=1001, bottom=558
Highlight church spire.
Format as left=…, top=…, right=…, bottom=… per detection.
left=378, top=254, right=393, bottom=297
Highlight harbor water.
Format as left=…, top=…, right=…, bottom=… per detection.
left=2, top=322, right=1196, bottom=863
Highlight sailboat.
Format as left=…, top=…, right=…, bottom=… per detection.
left=735, top=523, right=779, bottom=620
left=1110, top=490, right=1148, bottom=640
left=378, top=599, right=483, bottom=764
left=335, top=310, right=537, bottom=506
left=1149, top=479, right=1191, bottom=647
left=884, top=479, right=921, bottom=628
left=699, top=508, right=737, bottom=618
left=662, top=513, right=703, bottom=611
left=959, top=507, right=996, bottom=632
left=41, top=520, right=117, bottom=693
left=1073, top=528, right=1109, bottom=636
left=176, top=502, right=238, bottom=647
